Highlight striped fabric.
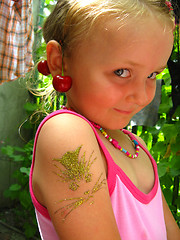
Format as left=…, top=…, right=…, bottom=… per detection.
left=0, top=0, right=33, bottom=83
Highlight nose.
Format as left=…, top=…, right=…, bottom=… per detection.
left=127, top=79, right=155, bottom=107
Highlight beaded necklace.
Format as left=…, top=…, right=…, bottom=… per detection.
left=61, top=106, right=140, bottom=159
left=91, top=122, right=139, bottom=159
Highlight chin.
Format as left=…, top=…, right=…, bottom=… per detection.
left=100, top=120, right=129, bottom=130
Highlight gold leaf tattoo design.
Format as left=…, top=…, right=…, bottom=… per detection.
left=53, top=145, right=96, bottom=191
left=53, top=146, right=106, bottom=221
left=55, top=173, right=106, bottom=221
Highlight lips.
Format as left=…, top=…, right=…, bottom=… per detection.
left=113, top=108, right=134, bottom=115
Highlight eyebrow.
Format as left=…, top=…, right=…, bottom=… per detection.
left=124, top=60, right=167, bottom=71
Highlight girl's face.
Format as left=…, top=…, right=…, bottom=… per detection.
left=65, top=17, right=174, bottom=129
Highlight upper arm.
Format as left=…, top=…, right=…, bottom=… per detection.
left=162, top=192, right=180, bottom=240
left=32, top=114, right=121, bottom=240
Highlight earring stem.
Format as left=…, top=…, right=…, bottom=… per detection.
left=62, top=51, right=64, bottom=76
left=62, top=61, right=64, bottom=77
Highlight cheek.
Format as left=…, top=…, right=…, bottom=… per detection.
left=147, top=82, right=157, bottom=103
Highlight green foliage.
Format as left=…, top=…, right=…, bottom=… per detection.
left=1, top=140, right=38, bottom=238
left=139, top=69, right=180, bottom=226
left=1, top=3, right=61, bottom=238
left=141, top=28, right=180, bottom=225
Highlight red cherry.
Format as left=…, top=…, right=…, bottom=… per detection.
left=52, top=75, right=72, bottom=92
left=37, top=60, right=50, bottom=76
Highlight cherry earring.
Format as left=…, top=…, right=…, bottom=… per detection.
left=52, top=75, right=72, bottom=92
left=37, top=59, right=72, bottom=92
left=52, top=59, right=72, bottom=92
left=37, top=60, right=50, bottom=76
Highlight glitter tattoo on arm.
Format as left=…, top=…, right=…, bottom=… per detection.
left=53, top=145, right=96, bottom=191
left=53, top=145, right=106, bottom=221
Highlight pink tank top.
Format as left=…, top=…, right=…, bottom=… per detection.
left=29, top=110, right=167, bottom=240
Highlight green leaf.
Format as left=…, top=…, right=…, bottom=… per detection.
left=170, top=167, right=180, bottom=177
left=160, top=174, right=174, bottom=188
left=13, top=155, right=24, bottom=162
left=19, top=190, right=31, bottom=209
left=152, top=141, right=166, bottom=155
left=9, top=184, right=21, bottom=191
left=158, top=163, right=168, bottom=178
left=171, top=156, right=180, bottom=169
left=24, top=102, right=39, bottom=112
left=20, top=167, right=30, bottom=176
left=3, top=189, right=18, bottom=200
left=158, top=103, right=172, bottom=114
left=163, top=188, right=172, bottom=203
left=161, top=124, right=178, bottom=141
left=13, top=146, right=26, bottom=153
left=1, top=145, right=14, bottom=157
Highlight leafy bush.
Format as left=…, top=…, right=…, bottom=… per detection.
left=139, top=89, right=180, bottom=225
left=1, top=140, right=38, bottom=238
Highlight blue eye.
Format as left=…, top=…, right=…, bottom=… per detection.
left=114, top=69, right=130, bottom=78
left=148, top=72, right=158, bottom=80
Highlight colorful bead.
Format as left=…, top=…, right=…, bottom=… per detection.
left=91, top=124, right=140, bottom=159
left=60, top=106, right=140, bottom=159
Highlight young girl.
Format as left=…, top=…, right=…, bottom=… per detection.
left=30, top=0, right=180, bottom=239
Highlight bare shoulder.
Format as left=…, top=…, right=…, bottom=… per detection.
left=32, top=113, right=121, bottom=239
left=33, top=112, right=105, bottom=203
left=34, top=113, right=103, bottom=176
left=36, top=113, right=98, bottom=152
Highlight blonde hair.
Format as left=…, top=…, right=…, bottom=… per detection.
left=43, top=0, right=174, bottom=54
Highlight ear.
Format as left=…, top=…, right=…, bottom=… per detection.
left=46, top=40, right=62, bottom=77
